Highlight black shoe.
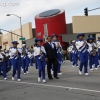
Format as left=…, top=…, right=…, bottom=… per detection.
left=49, top=77, right=53, bottom=80
left=54, top=77, right=59, bottom=79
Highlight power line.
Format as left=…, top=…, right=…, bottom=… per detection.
left=0, top=28, right=22, bottom=37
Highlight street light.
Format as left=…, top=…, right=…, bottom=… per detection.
left=0, top=28, right=22, bottom=37
left=6, top=14, right=22, bottom=38
left=84, top=7, right=88, bottom=16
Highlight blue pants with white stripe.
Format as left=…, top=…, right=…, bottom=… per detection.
left=35, top=55, right=46, bottom=79
left=29, top=57, right=33, bottom=66
left=98, top=48, right=100, bottom=60
left=89, top=52, right=99, bottom=69
left=35, top=57, right=38, bottom=70
left=12, top=58, right=21, bottom=79
left=22, top=56, right=29, bottom=73
left=79, top=52, right=88, bottom=73
left=8, top=59, right=12, bottom=69
left=72, top=53, right=78, bottom=66
left=0, top=62, right=6, bottom=78
left=93, top=53, right=99, bottom=68
left=70, top=52, right=73, bottom=62
left=89, top=54, right=94, bottom=69
left=57, top=52, right=62, bottom=73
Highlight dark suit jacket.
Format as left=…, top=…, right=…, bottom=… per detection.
left=44, top=42, right=57, bottom=60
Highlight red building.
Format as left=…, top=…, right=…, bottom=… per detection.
left=35, top=9, right=67, bottom=46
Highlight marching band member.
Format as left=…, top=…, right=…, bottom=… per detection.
left=87, top=37, right=99, bottom=70
left=51, top=34, right=63, bottom=75
left=28, top=50, right=34, bottom=67
left=96, top=36, right=100, bottom=60
left=9, top=41, right=21, bottom=81
left=0, top=46, right=7, bottom=80
left=21, top=44, right=29, bottom=74
left=28, top=46, right=34, bottom=67
left=34, top=38, right=46, bottom=83
left=71, top=40, right=78, bottom=68
left=69, top=40, right=73, bottom=63
left=75, top=33, right=89, bottom=76
left=33, top=44, right=38, bottom=70
left=6, top=50, right=12, bottom=69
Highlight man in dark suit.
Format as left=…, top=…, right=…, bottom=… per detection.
left=44, top=36, right=59, bottom=79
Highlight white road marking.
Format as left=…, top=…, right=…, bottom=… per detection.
left=0, top=80, right=100, bottom=93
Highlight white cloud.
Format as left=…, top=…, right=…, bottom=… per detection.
left=0, top=0, right=100, bottom=33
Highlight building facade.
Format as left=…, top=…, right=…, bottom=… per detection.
left=35, top=9, right=67, bottom=46
left=61, top=15, right=100, bottom=43
left=1, top=14, right=100, bottom=50
left=72, top=15, right=100, bottom=34
left=1, top=22, right=33, bottom=50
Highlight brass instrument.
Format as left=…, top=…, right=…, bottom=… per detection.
left=92, top=43, right=96, bottom=56
left=73, top=44, right=77, bottom=51
left=96, top=42, right=100, bottom=52
left=67, top=47, right=70, bottom=53
left=30, top=46, right=34, bottom=53
left=0, top=50, right=8, bottom=62
left=22, top=47, right=27, bottom=55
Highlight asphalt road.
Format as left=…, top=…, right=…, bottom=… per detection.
left=0, top=60, right=100, bottom=100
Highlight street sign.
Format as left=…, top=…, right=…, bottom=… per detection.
left=19, top=37, right=25, bottom=40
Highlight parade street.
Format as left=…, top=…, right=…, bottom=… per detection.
left=0, top=60, right=100, bottom=100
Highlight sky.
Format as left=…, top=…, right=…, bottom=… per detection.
left=0, top=0, right=100, bottom=34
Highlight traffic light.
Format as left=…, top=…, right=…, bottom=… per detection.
left=84, top=8, right=88, bottom=16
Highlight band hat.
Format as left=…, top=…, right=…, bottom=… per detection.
left=87, top=37, right=94, bottom=41
left=35, top=38, right=43, bottom=42
left=11, top=41, right=19, bottom=44
left=51, top=34, right=58, bottom=38
left=77, top=33, right=85, bottom=39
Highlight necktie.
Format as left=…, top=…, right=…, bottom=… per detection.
left=50, top=43, right=52, bottom=48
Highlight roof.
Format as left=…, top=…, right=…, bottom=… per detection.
left=39, top=9, right=60, bottom=17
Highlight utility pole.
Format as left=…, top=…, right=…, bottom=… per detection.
left=84, top=7, right=100, bottom=16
